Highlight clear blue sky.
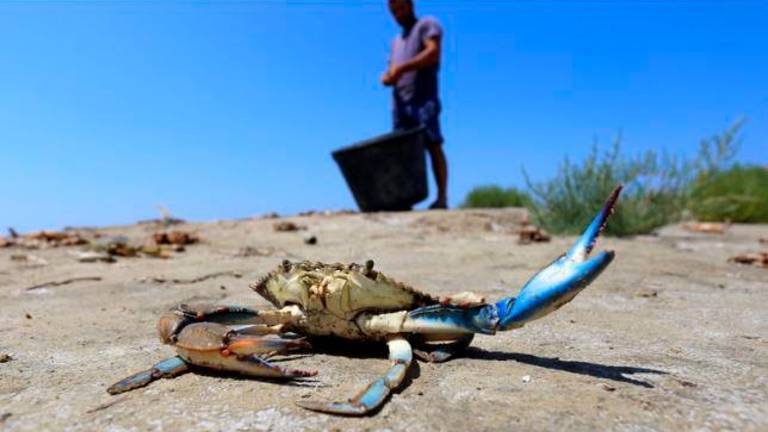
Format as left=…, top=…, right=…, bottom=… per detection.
left=1, top=1, right=766, bottom=232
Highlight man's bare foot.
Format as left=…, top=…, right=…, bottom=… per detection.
left=429, top=200, right=448, bottom=210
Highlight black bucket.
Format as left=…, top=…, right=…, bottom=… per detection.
left=332, top=128, right=428, bottom=212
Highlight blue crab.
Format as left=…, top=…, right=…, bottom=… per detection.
left=108, top=186, right=621, bottom=415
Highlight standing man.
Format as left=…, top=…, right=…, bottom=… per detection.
left=382, top=0, right=448, bottom=209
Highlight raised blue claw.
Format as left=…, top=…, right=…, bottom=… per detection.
left=495, top=185, right=621, bottom=329
left=402, top=185, right=621, bottom=334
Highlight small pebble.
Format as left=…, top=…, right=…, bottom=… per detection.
left=598, top=383, right=616, bottom=392
left=25, top=313, right=32, bottom=319
left=521, top=375, right=531, bottom=383
left=0, top=354, right=12, bottom=363
left=675, top=379, right=697, bottom=388
left=304, top=236, right=318, bottom=245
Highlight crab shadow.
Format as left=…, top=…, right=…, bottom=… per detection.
left=305, top=336, right=422, bottom=382
left=190, top=337, right=422, bottom=413
left=305, top=336, right=389, bottom=358
left=465, top=347, right=667, bottom=388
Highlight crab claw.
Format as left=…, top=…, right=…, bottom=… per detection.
left=496, top=185, right=621, bottom=330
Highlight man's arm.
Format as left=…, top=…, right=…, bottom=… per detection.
left=382, top=36, right=441, bottom=86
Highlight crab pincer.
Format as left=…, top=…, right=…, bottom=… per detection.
left=401, top=185, right=622, bottom=334
left=494, top=184, right=620, bottom=329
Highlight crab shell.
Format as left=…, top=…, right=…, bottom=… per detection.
left=250, top=260, right=443, bottom=340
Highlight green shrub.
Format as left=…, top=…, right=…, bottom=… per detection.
left=522, top=141, right=687, bottom=236
left=521, top=120, right=744, bottom=236
left=689, top=165, right=768, bottom=222
left=461, top=185, right=530, bottom=208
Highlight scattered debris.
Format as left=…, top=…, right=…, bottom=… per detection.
left=26, top=230, right=89, bottom=246
left=25, top=276, right=103, bottom=291
left=139, top=245, right=173, bottom=259
left=9, top=254, right=48, bottom=266
left=297, top=209, right=356, bottom=217
left=153, top=230, right=199, bottom=246
left=304, top=236, right=318, bottom=245
left=637, top=289, right=658, bottom=298
left=89, top=236, right=134, bottom=255
left=517, top=226, right=551, bottom=244
left=140, top=271, right=242, bottom=285
left=235, top=246, right=277, bottom=257
left=0, top=229, right=17, bottom=248
left=598, top=383, right=617, bottom=392
left=76, top=234, right=190, bottom=262
left=684, top=222, right=730, bottom=235
left=138, top=206, right=185, bottom=227
left=674, top=378, right=698, bottom=388
left=0, top=353, right=12, bottom=363
left=729, top=252, right=768, bottom=268
left=75, top=251, right=116, bottom=263
left=1, top=230, right=90, bottom=249
left=273, top=221, right=306, bottom=232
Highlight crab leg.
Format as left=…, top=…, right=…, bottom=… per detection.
left=172, top=322, right=317, bottom=378
left=296, top=336, right=412, bottom=416
left=107, top=356, right=189, bottom=395
left=107, top=322, right=315, bottom=396
left=412, top=334, right=475, bottom=363
left=158, top=304, right=303, bottom=343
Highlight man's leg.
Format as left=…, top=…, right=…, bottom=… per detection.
left=418, top=100, right=448, bottom=209
left=426, top=141, right=448, bottom=209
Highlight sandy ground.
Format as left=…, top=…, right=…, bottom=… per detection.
left=1, top=209, right=767, bottom=431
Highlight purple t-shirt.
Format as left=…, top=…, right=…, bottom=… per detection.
left=389, top=16, right=442, bottom=104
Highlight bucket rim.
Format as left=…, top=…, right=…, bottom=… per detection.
left=331, top=127, right=426, bottom=159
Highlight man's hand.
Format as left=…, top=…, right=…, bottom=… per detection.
left=381, top=37, right=440, bottom=87
left=381, top=64, right=403, bottom=86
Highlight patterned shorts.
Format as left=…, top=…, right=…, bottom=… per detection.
left=392, top=98, right=444, bottom=146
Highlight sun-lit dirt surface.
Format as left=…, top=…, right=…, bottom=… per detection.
left=1, top=209, right=767, bottom=431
